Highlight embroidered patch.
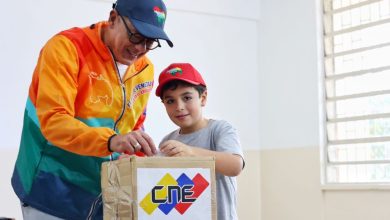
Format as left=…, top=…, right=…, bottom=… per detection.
left=166, top=67, right=183, bottom=76
left=127, top=81, right=154, bottom=108
left=153, top=6, right=166, bottom=24
left=88, top=72, right=114, bottom=106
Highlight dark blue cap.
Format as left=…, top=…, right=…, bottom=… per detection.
left=114, top=0, right=173, bottom=47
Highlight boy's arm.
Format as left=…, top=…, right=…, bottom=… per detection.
left=192, top=146, right=243, bottom=176
left=159, top=140, right=243, bottom=176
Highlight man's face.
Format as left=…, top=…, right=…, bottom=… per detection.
left=108, top=12, right=150, bottom=65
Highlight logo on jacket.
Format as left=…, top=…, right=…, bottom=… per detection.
left=88, top=72, right=113, bottom=106
left=128, top=81, right=153, bottom=108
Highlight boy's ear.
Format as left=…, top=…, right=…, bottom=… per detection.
left=201, top=91, right=207, bottom=107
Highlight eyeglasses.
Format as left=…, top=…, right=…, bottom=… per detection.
left=118, top=15, right=161, bottom=50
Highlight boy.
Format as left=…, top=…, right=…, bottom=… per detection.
left=155, top=63, right=245, bottom=220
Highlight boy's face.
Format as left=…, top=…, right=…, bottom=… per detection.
left=162, top=85, right=207, bottom=134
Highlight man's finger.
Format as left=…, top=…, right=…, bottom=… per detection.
left=140, top=132, right=156, bottom=154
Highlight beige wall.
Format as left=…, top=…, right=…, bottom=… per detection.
left=259, top=147, right=390, bottom=220
left=260, top=147, right=323, bottom=220
left=323, top=190, right=390, bottom=220
left=237, top=150, right=262, bottom=220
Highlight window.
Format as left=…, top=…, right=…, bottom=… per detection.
left=323, top=0, right=390, bottom=184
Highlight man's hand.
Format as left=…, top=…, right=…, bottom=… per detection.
left=109, top=130, right=156, bottom=156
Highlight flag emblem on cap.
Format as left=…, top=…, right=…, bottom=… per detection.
left=153, top=6, right=166, bottom=24
left=167, top=67, right=182, bottom=76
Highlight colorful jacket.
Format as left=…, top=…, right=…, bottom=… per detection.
left=11, top=21, right=154, bottom=219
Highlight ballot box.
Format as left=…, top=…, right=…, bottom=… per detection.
left=101, top=156, right=217, bottom=220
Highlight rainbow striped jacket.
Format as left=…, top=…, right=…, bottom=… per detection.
left=11, top=21, right=154, bottom=219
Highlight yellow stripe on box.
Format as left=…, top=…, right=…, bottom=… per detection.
left=139, top=173, right=178, bottom=214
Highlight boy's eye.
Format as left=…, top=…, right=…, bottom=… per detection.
left=165, top=99, right=174, bottom=104
left=183, top=96, right=192, bottom=101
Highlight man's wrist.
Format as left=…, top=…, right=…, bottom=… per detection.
left=107, top=134, right=117, bottom=152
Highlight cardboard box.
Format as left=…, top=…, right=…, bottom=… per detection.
left=101, top=156, right=217, bottom=220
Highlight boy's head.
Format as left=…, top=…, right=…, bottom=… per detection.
left=155, top=63, right=207, bottom=98
left=156, top=63, right=208, bottom=133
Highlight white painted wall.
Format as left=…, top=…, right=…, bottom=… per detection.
left=5, top=0, right=388, bottom=220
left=145, top=3, right=260, bottom=149
left=0, top=0, right=261, bottom=150
left=0, top=0, right=112, bottom=150
left=258, top=0, right=322, bottom=149
left=0, top=0, right=260, bottom=218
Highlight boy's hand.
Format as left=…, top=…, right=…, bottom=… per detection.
left=159, top=140, right=194, bottom=157
left=109, top=130, right=156, bottom=156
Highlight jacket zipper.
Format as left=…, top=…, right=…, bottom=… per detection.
left=88, top=50, right=149, bottom=219
left=88, top=51, right=125, bottom=219
left=113, top=63, right=149, bottom=131
left=111, top=58, right=126, bottom=132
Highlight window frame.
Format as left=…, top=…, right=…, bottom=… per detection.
left=321, top=0, right=390, bottom=188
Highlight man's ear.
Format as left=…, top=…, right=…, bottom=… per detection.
left=108, top=10, right=119, bottom=25
left=201, top=91, right=207, bottom=107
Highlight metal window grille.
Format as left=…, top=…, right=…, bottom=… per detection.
left=323, top=0, right=390, bottom=184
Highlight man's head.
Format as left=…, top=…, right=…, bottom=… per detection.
left=104, top=0, right=173, bottom=65
left=156, top=63, right=208, bottom=133
left=155, top=63, right=207, bottom=98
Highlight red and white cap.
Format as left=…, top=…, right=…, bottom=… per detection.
left=155, top=63, right=206, bottom=97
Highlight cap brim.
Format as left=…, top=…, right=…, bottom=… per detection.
left=155, top=78, right=203, bottom=97
left=130, top=18, right=173, bottom=47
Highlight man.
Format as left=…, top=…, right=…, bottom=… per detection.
left=11, top=0, right=173, bottom=219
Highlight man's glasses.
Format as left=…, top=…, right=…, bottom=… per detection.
left=119, top=15, right=161, bottom=50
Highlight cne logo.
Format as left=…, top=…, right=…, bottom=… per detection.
left=139, top=173, right=209, bottom=215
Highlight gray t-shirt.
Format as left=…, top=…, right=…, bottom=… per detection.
left=160, top=119, right=244, bottom=220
